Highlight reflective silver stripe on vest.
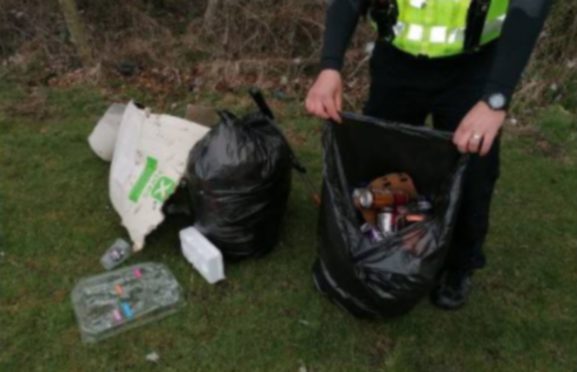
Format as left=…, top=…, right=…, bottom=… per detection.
left=393, top=22, right=406, bottom=37
left=482, top=14, right=506, bottom=37
left=446, top=29, right=465, bottom=44
left=393, top=22, right=466, bottom=44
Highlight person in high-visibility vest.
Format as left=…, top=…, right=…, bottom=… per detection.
left=306, top=0, right=552, bottom=310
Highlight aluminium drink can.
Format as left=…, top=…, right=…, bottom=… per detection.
left=377, top=208, right=394, bottom=235
left=353, top=188, right=373, bottom=209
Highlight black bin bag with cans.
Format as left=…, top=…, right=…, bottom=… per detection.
left=312, top=112, right=468, bottom=318
left=184, top=89, right=304, bottom=260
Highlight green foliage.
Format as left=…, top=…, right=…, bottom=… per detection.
left=535, top=105, right=577, bottom=146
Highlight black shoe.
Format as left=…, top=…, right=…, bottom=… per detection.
left=430, top=269, right=473, bottom=310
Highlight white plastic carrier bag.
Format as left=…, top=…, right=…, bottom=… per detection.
left=89, top=101, right=209, bottom=251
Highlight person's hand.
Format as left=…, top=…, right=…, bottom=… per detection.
left=453, top=101, right=506, bottom=156
left=305, top=69, right=343, bottom=123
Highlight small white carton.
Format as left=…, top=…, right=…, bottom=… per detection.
left=179, top=227, right=225, bottom=284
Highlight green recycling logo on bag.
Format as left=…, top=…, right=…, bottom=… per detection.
left=129, top=156, right=177, bottom=203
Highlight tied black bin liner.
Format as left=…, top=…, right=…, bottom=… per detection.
left=313, top=112, right=468, bottom=318
left=185, top=90, right=297, bottom=260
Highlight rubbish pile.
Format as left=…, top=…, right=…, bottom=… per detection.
left=72, top=89, right=306, bottom=343
left=71, top=90, right=467, bottom=342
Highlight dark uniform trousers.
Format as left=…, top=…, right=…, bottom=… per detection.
left=363, top=41, right=501, bottom=272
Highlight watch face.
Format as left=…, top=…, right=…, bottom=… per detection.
left=489, top=93, right=506, bottom=110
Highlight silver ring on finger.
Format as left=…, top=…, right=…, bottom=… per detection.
left=469, top=133, right=483, bottom=143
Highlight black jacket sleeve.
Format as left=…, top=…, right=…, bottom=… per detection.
left=320, top=0, right=363, bottom=71
left=484, top=0, right=553, bottom=102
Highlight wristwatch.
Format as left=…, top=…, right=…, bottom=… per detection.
left=483, top=92, right=508, bottom=111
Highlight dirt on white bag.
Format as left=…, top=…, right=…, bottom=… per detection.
left=89, top=101, right=209, bottom=251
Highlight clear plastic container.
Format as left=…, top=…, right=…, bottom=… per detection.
left=71, top=262, right=184, bottom=343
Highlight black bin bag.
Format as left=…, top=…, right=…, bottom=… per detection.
left=313, top=112, right=468, bottom=318
left=185, top=89, right=301, bottom=260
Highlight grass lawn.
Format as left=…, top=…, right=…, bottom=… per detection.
left=1, top=79, right=576, bottom=371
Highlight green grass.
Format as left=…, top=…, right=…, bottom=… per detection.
left=1, top=79, right=576, bottom=372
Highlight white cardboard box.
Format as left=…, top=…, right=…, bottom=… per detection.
left=179, top=227, right=225, bottom=284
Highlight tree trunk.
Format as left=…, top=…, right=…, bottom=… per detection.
left=203, top=0, right=220, bottom=31
left=58, top=0, right=93, bottom=66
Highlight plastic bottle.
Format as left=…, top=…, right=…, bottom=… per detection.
left=100, top=239, right=133, bottom=270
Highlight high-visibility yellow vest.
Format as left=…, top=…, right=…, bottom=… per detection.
left=370, top=0, right=510, bottom=58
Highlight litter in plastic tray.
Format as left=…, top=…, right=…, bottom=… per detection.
left=71, top=262, right=184, bottom=343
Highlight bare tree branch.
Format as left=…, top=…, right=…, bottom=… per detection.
left=57, top=0, right=93, bottom=66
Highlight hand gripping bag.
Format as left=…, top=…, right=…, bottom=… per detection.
left=313, top=112, right=468, bottom=318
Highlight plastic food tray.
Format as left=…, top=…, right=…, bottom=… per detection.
left=71, top=262, right=184, bottom=343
